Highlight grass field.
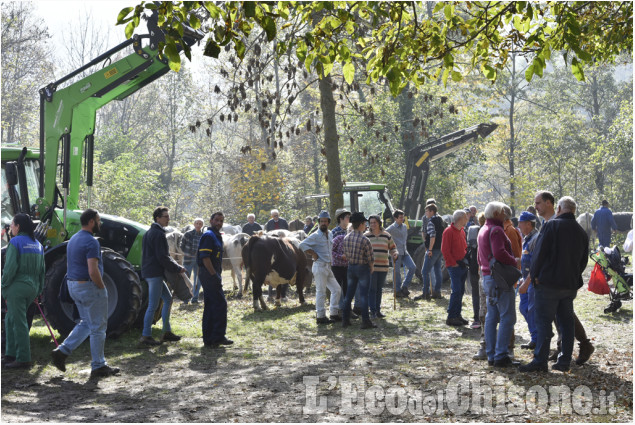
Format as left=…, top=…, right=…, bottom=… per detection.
left=1, top=262, right=632, bottom=422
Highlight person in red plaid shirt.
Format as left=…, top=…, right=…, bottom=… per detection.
left=342, top=212, right=375, bottom=329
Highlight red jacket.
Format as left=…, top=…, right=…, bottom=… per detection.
left=441, top=223, right=467, bottom=267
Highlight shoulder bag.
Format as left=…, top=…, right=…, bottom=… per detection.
left=488, top=229, right=522, bottom=290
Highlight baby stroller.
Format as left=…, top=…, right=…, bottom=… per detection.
left=589, top=246, right=633, bottom=313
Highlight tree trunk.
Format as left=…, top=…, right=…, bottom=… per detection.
left=318, top=74, right=343, bottom=221
left=398, top=82, right=417, bottom=152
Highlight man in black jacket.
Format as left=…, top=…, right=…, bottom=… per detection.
left=140, top=207, right=186, bottom=346
left=519, top=196, right=589, bottom=373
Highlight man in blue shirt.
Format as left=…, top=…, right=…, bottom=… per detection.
left=51, top=209, right=120, bottom=378
left=591, top=200, right=617, bottom=247
left=199, top=211, right=233, bottom=348
left=300, top=211, right=342, bottom=324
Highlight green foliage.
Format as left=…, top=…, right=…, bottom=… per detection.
left=230, top=148, right=283, bottom=224
left=118, top=2, right=632, bottom=95
left=1, top=3, right=53, bottom=146
left=91, top=153, right=161, bottom=224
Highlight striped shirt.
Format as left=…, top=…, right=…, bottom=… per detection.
left=364, top=230, right=397, bottom=272
left=343, top=230, right=374, bottom=265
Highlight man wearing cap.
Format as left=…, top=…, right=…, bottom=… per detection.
left=591, top=200, right=617, bottom=248
left=517, top=211, right=539, bottom=350
left=299, top=211, right=342, bottom=324
left=386, top=210, right=415, bottom=298
left=342, top=212, right=375, bottom=329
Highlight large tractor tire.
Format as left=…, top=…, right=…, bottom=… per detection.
left=413, top=244, right=449, bottom=284
left=42, top=248, right=142, bottom=339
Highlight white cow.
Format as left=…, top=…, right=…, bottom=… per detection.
left=222, top=223, right=243, bottom=235
left=291, top=230, right=307, bottom=240
left=266, top=229, right=292, bottom=238
left=222, top=232, right=250, bottom=296
left=164, top=227, right=184, bottom=265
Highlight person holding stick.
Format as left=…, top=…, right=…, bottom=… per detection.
left=2, top=214, right=45, bottom=369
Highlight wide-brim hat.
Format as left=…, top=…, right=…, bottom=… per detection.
left=318, top=210, right=331, bottom=221
left=350, top=211, right=367, bottom=224
left=335, top=208, right=351, bottom=220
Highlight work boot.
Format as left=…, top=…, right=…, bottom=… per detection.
left=431, top=291, right=444, bottom=299
left=493, top=356, right=520, bottom=368
left=139, top=336, right=162, bottom=346
left=316, top=317, right=333, bottom=325
left=51, top=348, right=68, bottom=372
left=2, top=355, right=16, bottom=365
left=3, top=361, right=31, bottom=369
left=161, top=331, right=182, bottom=342
left=361, top=320, right=377, bottom=329
left=473, top=340, right=487, bottom=360
left=342, top=319, right=352, bottom=328
left=576, top=339, right=595, bottom=365
left=90, top=365, right=120, bottom=378
left=518, top=361, right=548, bottom=373
left=521, top=341, right=536, bottom=350
left=446, top=317, right=464, bottom=326
left=330, top=314, right=343, bottom=322
left=552, top=362, right=571, bottom=372
left=549, top=342, right=562, bottom=362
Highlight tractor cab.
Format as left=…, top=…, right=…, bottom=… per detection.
left=305, top=182, right=396, bottom=226
left=1, top=147, right=41, bottom=246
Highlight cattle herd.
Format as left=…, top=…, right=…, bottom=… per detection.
left=163, top=211, right=633, bottom=311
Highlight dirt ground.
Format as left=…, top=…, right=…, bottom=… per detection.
left=1, top=263, right=633, bottom=423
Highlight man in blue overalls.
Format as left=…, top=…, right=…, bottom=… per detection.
left=198, top=211, right=233, bottom=348
left=517, top=211, right=538, bottom=350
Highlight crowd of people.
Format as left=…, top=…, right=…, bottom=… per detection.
left=2, top=191, right=617, bottom=377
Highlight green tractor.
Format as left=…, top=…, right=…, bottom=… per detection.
left=1, top=12, right=202, bottom=338
left=306, top=123, right=498, bottom=282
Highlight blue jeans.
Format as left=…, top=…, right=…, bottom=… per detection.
left=482, top=275, right=516, bottom=361
left=394, top=253, right=415, bottom=291
left=59, top=280, right=108, bottom=370
left=344, top=264, right=371, bottom=322
left=184, top=259, right=201, bottom=302
left=200, top=268, right=227, bottom=344
left=369, top=271, right=387, bottom=315
left=446, top=266, right=467, bottom=319
left=533, top=285, right=577, bottom=366
left=142, top=276, right=173, bottom=337
left=518, top=283, right=536, bottom=343
left=421, top=249, right=443, bottom=295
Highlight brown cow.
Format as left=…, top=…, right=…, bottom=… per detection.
left=242, top=235, right=308, bottom=311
